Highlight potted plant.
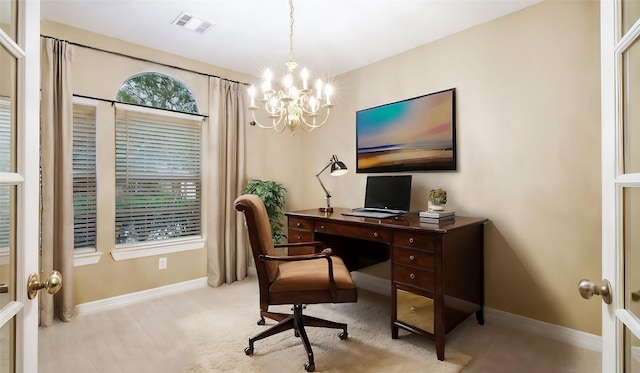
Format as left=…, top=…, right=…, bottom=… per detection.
left=428, top=188, right=447, bottom=211
left=241, top=180, right=287, bottom=244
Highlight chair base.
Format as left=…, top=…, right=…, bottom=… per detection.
left=245, top=304, right=348, bottom=372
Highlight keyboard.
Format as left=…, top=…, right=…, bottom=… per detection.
left=342, top=210, right=401, bottom=219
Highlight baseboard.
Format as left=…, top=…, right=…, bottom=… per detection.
left=76, top=277, right=209, bottom=315
left=353, top=273, right=602, bottom=353
left=484, top=308, right=602, bottom=352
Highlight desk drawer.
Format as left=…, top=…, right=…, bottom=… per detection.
left=288, top=217, right=314, bottom=231
left=393, top=264, right=435, bottom=291
left=393, top=246, right=435, bottom=270
left=288, top=229, right=314, bottom=243
left=315, top=221, right=392, bottom=244
left=393, top=231, right=435, bottom=251
left=287, top=229, right=316, bottom=255
left=396, top=289, right=434, bottom=334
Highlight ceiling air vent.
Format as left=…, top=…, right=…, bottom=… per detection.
left=172, top=12, right=215, bottom=34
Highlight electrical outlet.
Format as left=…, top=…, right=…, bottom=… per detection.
left=158, top=257, right=167, bottom=270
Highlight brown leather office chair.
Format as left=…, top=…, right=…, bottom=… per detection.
left=234, top=194, right=358, bottom=372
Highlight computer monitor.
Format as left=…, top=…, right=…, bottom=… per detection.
left=364, top=175, right=412, bottom=212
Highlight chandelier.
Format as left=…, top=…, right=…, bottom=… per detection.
left=247, top=0, right=334, bottom=133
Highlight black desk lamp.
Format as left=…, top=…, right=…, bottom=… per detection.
left=316, top=155, right=348, bottom=212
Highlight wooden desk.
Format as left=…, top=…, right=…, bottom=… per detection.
left=286, top=208, right=487, bottom=361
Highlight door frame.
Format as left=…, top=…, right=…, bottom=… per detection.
left=600, top=0, right=640, bottom=371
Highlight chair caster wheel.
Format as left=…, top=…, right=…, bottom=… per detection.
left=244, top=346, right=254, bottom=356
left=257, top=317, right=265, bottom=325
left=339, top=331, right=348, bottom=340
left=304, top=361, right=315, bottom=372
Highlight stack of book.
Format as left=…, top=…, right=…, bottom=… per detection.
left=419, top=210, right=455, bottom=224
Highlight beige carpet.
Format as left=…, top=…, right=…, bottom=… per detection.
left=183, top=280, right=471, bottom=372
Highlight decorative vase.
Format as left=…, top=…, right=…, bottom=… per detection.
left=429, top=204, right=445, bottom=211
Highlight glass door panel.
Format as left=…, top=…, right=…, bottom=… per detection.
left=0, top=0, right=17, bottom=40
left=0, top=319, right=14, bottom=372
left=626, top=325, right=640, bottom=372
left=623, top=38, right=640, bottom=174
left=626, top=188, right=640, bottom=318
left=0, top=185, right=15, bottom=308
left=623, top=0, right=640, bottom=36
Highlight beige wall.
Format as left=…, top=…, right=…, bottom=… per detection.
left=246, top=0, right=602, bottom=335
left=44, top=0, right=602, bottom=335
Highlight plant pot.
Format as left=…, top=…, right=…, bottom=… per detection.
left=429, top=204, right=445, bottom=211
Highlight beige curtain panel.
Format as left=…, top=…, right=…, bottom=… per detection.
left=40, top=38, right=76, bottom=325
left=207, top=77, right=248, bottom=286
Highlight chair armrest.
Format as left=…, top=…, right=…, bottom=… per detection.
left=274, top=241, right=325, bottom=249
left=259, top=248, right=337, bottom=300
left=258, top=248, right=332, bottom=262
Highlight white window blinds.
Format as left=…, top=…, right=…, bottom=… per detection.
left=115, top=106, right=202, bottom=244
left=0, top=97, right=11, bottom=252
left=73, top=104, right=97, bottom=249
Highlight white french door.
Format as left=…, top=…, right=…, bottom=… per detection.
left=0, top=0, right=40, bottom=372
left=600, top=0, right=640, bottom=371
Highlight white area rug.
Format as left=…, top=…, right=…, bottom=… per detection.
left=183, top=285, right=471, bottom=372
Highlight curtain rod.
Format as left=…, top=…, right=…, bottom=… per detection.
left=41, top=35, right=250, bottom=86
left=74, top=94, right=210, bottom=119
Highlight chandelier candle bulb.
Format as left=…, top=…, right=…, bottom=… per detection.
left=325, top=85, right=333, bottom=106
left=248, top=86, right=256, bottom=107
left=263, top=69, right=272, bottom=90
left=301, top=68, right=309, bottom=89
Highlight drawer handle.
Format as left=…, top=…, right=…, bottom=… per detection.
left=320, top=225, right=325, bottom=229
left=296, top=222, right=301, bottom=227
left=373, top=232, right=379, bottom=238
left=297, top=236, right=301, bottom=240
left=410, top=273, right=416, bottom=280
left=409, top=237, right=414, bottom=243
left=409, top=255, right=415, bottom=261
left=410, top=306, right=416, bottom=312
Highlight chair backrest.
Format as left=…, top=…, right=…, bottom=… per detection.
left=234, top=194, right=279, bottom=284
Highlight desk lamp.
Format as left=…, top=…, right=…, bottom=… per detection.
left=316, top=155, right=348, bottom=212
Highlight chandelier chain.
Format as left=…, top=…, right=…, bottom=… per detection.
left=289, top=0, right=294, bottom=63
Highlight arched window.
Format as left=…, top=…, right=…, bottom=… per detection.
left=115, top=72, right=199, bottom=113
left=111, top=72, right=204, bottom=251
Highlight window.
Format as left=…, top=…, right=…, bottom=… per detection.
left=0, top=97, right=11, bottom=254
left=115, top=72, right=199, bottom=113
left=111, top=73, right=203, bottom=259
left=115, top=105, right=202, bottom=245
left=73, top=103, right=97, bottom=249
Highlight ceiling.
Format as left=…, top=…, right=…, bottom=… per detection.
left=40, top=0, right=542, bottom=79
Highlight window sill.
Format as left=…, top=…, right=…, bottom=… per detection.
left=110, top=237, right=205, bottom=261
left=74, top=249, right=103, bottom=267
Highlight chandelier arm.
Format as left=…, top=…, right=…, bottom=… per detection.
left=298, top=108, right=331, bottom=131
left=250, top=111, right=288, bottom=133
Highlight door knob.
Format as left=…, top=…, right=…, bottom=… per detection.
left=27, top=271, right=62, bottom=300
left=578, top=278, right=612, bottom=304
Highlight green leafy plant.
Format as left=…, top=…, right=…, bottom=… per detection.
left=241, top=180, right=287, bottom=244
left=428, top=188, right=447, bottom=205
